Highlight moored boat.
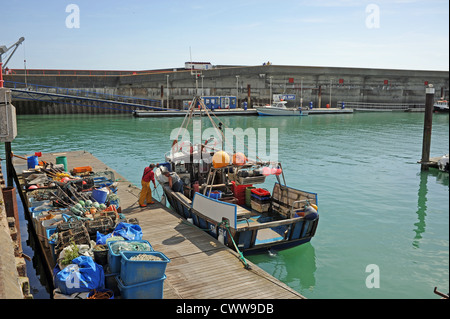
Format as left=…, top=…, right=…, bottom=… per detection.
left=255, top=100, right=308, bottom=116
left=156, top=96, right=319, bottom=254
left=433, top=99, right=449, bottom=113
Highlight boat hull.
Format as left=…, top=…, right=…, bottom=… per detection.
left=433, top=106, right=449, bottom=113
left=256, top=107, right=308, bottom=116
left=162, top=185, right=319, bottom=254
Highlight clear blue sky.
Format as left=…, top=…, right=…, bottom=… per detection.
left=1, top=0, right=448, bottom=71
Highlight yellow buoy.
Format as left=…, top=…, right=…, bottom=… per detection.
left=212, top=151, right=230, bottom=168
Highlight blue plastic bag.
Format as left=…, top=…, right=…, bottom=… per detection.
left=55, top=256, right=105, bottom=295
left=96, top=231, right=113, bottom=245
left=113, top=222, right=142, bottom=240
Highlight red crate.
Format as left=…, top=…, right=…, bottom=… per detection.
left=231, top=181, right=252, bottom=197
left=251, top=188, right=270, bottom=197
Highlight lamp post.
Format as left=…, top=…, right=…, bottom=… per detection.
left=269, top=76, right=273, bottom=105
left=166, top=74, right=169, bottom=109
left=329, top=78, right=333, bottom=108
left=300, top=77, right=304, bottom=108
left=201, top=75, right=204, bottom=97
left=236, top=75, right=239, bottom=107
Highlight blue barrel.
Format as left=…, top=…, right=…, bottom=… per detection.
left=27, top=156, right=39, bottom=169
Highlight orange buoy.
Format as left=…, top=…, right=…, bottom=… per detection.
left=232, top=152, right=247, bottom=166
left=212, top=151, right=230, bottom=168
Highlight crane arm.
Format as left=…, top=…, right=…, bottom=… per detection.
left=0, top=37, right=25, bottom=68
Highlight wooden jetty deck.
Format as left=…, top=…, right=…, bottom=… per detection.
left=15, top=150, right=305, bottom=299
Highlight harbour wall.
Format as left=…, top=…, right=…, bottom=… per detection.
left=5, top=65, right=449, bottom=114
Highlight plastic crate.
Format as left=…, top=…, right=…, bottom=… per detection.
left=119, top=251, right=170, bottom=285
left=251, top=193, right=271, bottom=202
left=251, top=188, right=270, bottom=197
left=251, top=200, right=270, bottom=213
left=231, top=181, right=252, bottom=195
left=72, top=166, right=93, bottom=174
left=206, top=190, right=222, bottom=200
left=116, top=275, right=166, bottom=299
left=107, top=240, right=153, bottom=273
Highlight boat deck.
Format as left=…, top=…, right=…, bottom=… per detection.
left=16, top=150, right=305, bottom=299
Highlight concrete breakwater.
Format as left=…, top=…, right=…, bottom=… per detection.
left=5, top=64, right=449, bottom=114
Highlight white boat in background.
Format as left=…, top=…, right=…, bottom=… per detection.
left=433, top=99, right=449, bottom=113
left=255, top=101, right=308, bottom=116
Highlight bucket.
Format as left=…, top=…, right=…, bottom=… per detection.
left=92, top=188, right=108, bottom=204
left=245, top=187, right=256, bottom=207
left=93, top=245, right=108, bottom=266
left=56, top=156, right=68, bottom=171
left=27, top=156, right=39, bottom=169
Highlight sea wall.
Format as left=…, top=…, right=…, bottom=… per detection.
left=5, top=65, right=449, bottom=113
left=0, top=187, right=26, bottom=299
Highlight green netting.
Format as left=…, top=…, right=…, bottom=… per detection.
left=109, top=241, right=152, bottom=254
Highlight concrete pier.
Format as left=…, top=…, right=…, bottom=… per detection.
left=10, top=150, right=305, bottom=299
left=0, top=162, right=29, bottom=299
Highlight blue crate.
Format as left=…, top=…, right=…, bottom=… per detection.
left=206, top=190, right=222, bottom=200
left=119, top=251, right=170, bottom=286
left=116, top=275, right=166, bottom=299
left=251, top=193, right=271, bottom=202
left=107, top=240, right=153, bottom=273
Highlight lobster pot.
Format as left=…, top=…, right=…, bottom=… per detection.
left=55, top=225, right=90, bottom=256
left=85, top=217, right=115, bottom=240
left=57, top=219, right=85, bottom=233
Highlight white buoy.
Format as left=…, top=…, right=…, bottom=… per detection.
left=218, top=233, right=224, bottom=244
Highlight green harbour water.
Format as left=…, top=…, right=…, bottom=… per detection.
left=2, top=111, right=448, bottom=299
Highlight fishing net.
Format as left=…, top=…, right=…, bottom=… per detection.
left=109, top=241, right=152, bottom=255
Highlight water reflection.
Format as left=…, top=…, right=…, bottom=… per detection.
left=413, top=168, right=449, bottom=248
left=413, top=171, right=428, bottom=248
left=248, top=243, right=317, bottom=293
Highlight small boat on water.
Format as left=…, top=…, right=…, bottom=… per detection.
left=156, top=96, right=319, bottom=254
left=255, top=100, right=308, bottom=116
left=437, top=154, right=449, bottom=173
left=433, top=99, right=449, bottom=113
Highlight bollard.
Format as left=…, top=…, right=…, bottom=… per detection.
left=420, top=85, right=435, bottom=171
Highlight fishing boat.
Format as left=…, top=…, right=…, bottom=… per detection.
left=255, top=100, right=308, bottom=116
left=156, top=96, right=319, bottom=254
left=433, top=99, right=449, bottom=113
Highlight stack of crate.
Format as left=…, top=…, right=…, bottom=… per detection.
left=250, top=188, right=271, bottom=213
left=231, top=181, right=252, bottom=206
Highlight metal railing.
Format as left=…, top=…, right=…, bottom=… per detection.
left=4, top=81, right=162, bottom=107
left=342, top=101, right=425, bottom=110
